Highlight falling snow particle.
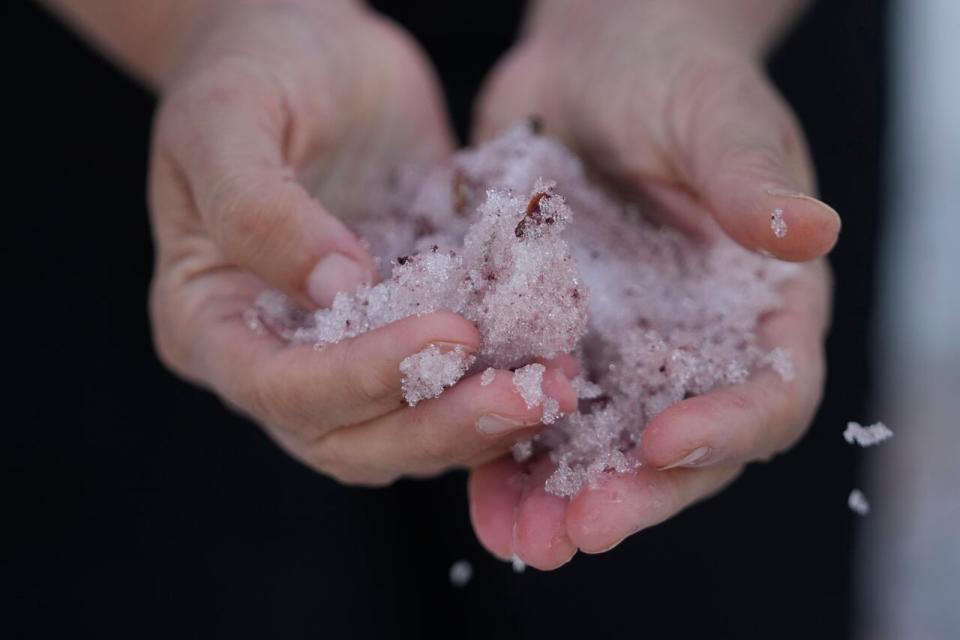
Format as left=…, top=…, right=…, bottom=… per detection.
left=848, top=489, right=870, bottom=516
left=843, top=421, right=894, bottom=447
left=449, top=560, right=473, bottom=587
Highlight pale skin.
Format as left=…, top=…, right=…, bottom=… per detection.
left=43, top=0, right=835, bottom=567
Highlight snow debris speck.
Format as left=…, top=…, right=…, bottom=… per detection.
left=843, top=421, right=894, bottom=447
left=541, top=397, right=561, bottom=424
left=771, top=207, right=788, bottom=239
left=764, top=347, right=796, bottom=381
left=512, top=363, right=546, bottom=409
left=848, top=488, right=870, bottom=516
left=512, top=440, right=534, bottom=462
left=480, top=367, right=496, bottom=387
left=249, top=122, right=797, bottom=497
left=399, top=345, right=475, bottom=406
left=449, top=559, right=473, bottom=587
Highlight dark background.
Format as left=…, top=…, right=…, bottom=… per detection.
left=1, top=1, right=885, bottom=638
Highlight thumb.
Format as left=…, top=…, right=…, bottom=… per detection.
left=161, top=86, right=377, bottom=308
left=674, top=63, right=841, bottom=261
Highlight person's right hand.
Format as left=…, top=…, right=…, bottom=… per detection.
left=468, top=0, right=835, bottom=568
left=149, top=0, right=577, bottom=485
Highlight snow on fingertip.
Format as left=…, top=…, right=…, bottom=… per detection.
left=512, top=363, right=546, bottom=409
left=771, top=207, right=788, bottom=239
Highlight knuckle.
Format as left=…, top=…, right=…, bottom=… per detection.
left=245, top=363, right=309, bottom=429
left=331, top=468, right=397, bottom=489
left=147, top=277, right=200, bottom=383
left=412, top=424, right=466, bottom=468
left=778, top=120, right=806, bottom=159
left=719, top=144, right=786, bottom=179
left=208, top=177, right=291, bottom=267
left=207, top=173, right=267, bottom=236
left=337, top=341, right=396, bottom=405
left=718, top=388, right=754, bottom=414
left=149, top=306, right=185, bottom=378
left=233, top=367, right=274, bottom=425
left=308, top=435, right=399, bottom=488
left=170, top=55, right=272, bottom=111
left=668, top=53, right=752, bottom=136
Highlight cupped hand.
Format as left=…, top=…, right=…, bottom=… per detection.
left=469, top=1, right=834, bottom=568
left=149, top=1, right=576, bottom=485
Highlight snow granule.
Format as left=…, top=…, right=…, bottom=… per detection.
left=480, top=367, right=496, bottom=387
left=512, top=440, right=534, bottom=462
left=843, top=421, right=894, bottom=447
left=449, top=559, right=473, bottom=587
left=512, top=363, right=546, bottom=409
left=399, top=345, right=475, bottom=406
left=250, top=122, right=797, bottom=497
left=541, top=397, right=561, bottom=424
left=763, top=347, right=795, bottom=382
left=848, top=488, right=870, bottom=516
left=771, top=207, right=788, bottom=238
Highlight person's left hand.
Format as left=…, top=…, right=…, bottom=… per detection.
left=148, top=1, right=578, bottom=487
left=467, top=0, right=834, bottom=569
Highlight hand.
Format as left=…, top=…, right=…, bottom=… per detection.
left=468, top=0, right=834, bottom=568
left=149, top=1, right=576, bottom=485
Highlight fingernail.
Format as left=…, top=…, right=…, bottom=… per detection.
left=307, top=253, right=372, bottom=307
left=658, top=446, right=711, bottom=470
left=477, top=414, right=533, bottom=435
left=765, top=188, right=842, bottom=231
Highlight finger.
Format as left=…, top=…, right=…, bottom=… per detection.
left=469, top=457, right=528, bottom=560
left=639, top=262, right=829, bottom=470
left=512, top=457, right=577, bottom=570
left=565, top=464, right=743, bottom=554
left=158, top=65, right=376, bottom=307
left=252, top=311, right=481, bottom=433
left=317, top=366, right=577, bottom=484
left=472, top=45, right=544, bottom=144
left=671, top=60, right=841, bottom=261
left=533, top=353, right=581, bottom=380
left=160, top=278, right=481, bottom=435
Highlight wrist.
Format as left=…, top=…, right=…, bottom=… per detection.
left=157, top=0, right=366, bottom=90
left=524, top=0, right=809, bottom=59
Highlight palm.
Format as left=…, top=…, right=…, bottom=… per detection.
left=148, top=5, right=454, bottom=451
left=468, top=31, right=832, bottom=568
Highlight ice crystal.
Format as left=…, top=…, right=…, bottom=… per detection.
left=844, top=421, right=894, bottom=447
left=512, top=363, right=546, bottom=409
left=480, top=367, right=496, bottom=387
left=449, top=559, right=473, bottom=587
left=848, top=488, right=870, bottom=516
left=399, top=345, right=474, bottom=406
left=771, top=207, right=788, bottom=238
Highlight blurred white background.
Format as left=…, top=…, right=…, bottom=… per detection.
left=856, top=0, right=960, bottom=637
